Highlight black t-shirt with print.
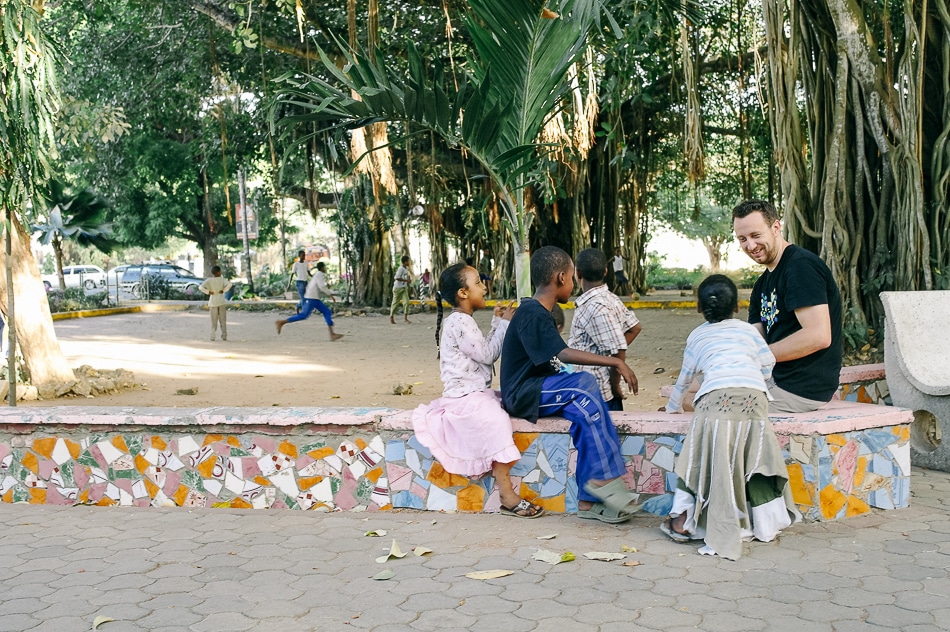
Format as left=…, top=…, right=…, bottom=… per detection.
left=748, top=244, right=842, bottom=402
left=500, top=298, right=567, bottom=422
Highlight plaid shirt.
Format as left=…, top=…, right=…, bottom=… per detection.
left=567, top=284, right=640, bottom=401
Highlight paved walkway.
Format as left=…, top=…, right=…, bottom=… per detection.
left=1, top=467, right=949, bottom=632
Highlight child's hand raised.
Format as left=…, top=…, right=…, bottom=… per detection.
left=495, top=302, right=516, bottom=320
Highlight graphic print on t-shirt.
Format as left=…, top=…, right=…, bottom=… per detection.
left=760, top=290, right=780, bottom=334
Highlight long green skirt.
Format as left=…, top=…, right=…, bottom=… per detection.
left=671, top=387, right=800, bottom=560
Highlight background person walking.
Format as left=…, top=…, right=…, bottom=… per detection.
left=291, top=250, right=310, bottom=314
left=390, top=255, right=412, bottom=324
left=198, top=265, right=232, bottom=342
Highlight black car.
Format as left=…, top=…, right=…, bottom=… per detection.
left=120, top=263, right=205, bottom=299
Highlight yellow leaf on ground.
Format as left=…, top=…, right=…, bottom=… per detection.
left=465, top=570, right=514, bottom=580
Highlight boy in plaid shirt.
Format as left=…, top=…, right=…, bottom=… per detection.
left=568, top=248, right=642, bottom=411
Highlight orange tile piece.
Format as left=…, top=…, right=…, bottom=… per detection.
left=820, top=484, right=847, bottom=519
left=854, top=456, right=868, bottom=487
left=21, top=452, right=39, bottom=474
left=518, top=483, right=541, bottom=501
left=29, top=489, right=47, bottom=504
left=96, top=497, right=115, bottom=506
left=31, top=438, right=56, bottom=459
left=79, top=489, right=90, bottom=504
left=364, top=467, right=383, bottom=484
left=312, top=502, right=331, bottom=511
left=144, top=478, right=159, bottom=499
left=457, top=484, right=486, bottom=511
left=278, top=441, right=298, bottom=458
left=845, top=495, right=871, bottom=517
left=826, top=434, right=846, bottom=447
left=2, top=489, right=12, bottom=503
left=378, top=503, right=393, bottom=511
left=857, top=388, right=873, bottom=404
left=196, top=455, right=216, bottom=479
left=354, top=438, right=368, bottom=450
left=426, top=462, right=468, bottom=488
left=786, top=463, right=813, bottom=505
left=896, top=425, right=910, bottom=442
left=111, top=436, right=129, bottom=453
left=134, top=454, right=150, bottom=475
left=150, top=436, right=167, bottom=451
left=513, top=433, right=538, bottom=453
left=533, top=495, right=566, bottom=514
left=308, top=447, right=335, bottom=460
left=298, top=476, right=323, bottom=491
left=172, top=484, right=191, bottom=506
left=227, top=436, right=241, bottom=447
left=65, top=439, right=82, bottom=460
left=202, top=434, right=224, bottom=447
left=230, top=497, right=252, bottom=509
left=254, top=476, right=270, bottom=487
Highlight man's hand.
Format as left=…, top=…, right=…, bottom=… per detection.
left=494, top=302, right=516, bottom=320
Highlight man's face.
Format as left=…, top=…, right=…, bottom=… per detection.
left=734, top=212, right=782, bottom=268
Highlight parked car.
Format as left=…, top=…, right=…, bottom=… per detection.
left=120, top=263, right=205, bottom=299
left=41, top=265, right=107, bottom=291
left=107, top=264, right=131, bottom=286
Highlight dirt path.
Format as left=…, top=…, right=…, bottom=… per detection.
left=27, top=303, right=708, bottom=412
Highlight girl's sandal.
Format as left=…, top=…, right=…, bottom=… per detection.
left=660, top=518, right=691, bottom=543
left=500, top=498, right=545, bottom=519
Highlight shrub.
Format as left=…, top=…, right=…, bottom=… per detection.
left=46, top=287, right=109, bottom=313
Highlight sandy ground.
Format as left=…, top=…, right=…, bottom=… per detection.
left=24, top=302, right=710, bottom=412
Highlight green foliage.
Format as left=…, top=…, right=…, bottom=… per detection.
left=45, top=288, right=108, bottom=313
left=255, top=271, right=291, bottom=298
left=33, top=180, right=115, bottom=253
left=646, top=266, right=703, bottom=291
left=0, top=0, right=61, bottom=217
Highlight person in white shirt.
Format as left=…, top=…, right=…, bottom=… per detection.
left=390, top=255, right=412, bottom=324
left=291, top=250, right=310, bottom=314
left=198, top=265, right=233, bottom=341
left=662, top=274, right=798, bottom=559
left=275, top=261, right=343, bottom=341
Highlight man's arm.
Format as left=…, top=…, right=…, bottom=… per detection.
left=768, top=304, right=832, bottom=362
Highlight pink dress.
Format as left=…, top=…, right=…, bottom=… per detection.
left=411, top=312, right=521, bottom=476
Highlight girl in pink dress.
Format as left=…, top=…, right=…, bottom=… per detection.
left=411, top=263, right=544, bottom=518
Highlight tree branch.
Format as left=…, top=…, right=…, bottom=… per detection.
left=186, top=0, right=317, bottom=60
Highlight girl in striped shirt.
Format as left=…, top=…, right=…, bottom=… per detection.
left=662, top=274, right=799, bottom=559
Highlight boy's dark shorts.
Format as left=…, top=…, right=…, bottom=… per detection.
left=614, top=271, right=628, bottom=285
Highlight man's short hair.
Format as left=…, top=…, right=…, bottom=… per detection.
left=211, top=265, right=221, bottom=274
left=732, top=200, right=780, bottom=225
left=575, top=248, right=607, bottom=282
left=401, top=255, right=411, bottom=264
left=531, top=246, right=572, bottom=288
left=316, top=261, right=326, bottom=272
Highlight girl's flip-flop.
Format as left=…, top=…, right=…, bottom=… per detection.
left=500, top=499, right=545, bottom=519
left=660, top=518, right=691, bottom=543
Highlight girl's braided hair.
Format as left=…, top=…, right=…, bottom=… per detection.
left=697, top=274, right=738, bottom=323
left=434, top=263, right=469, bottom=356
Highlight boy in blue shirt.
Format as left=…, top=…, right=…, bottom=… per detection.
left=500, top=246, right=641, bottom=523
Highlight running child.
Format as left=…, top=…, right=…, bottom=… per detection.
left=275, top=270, right=344, bottom=341
left=411, top=263, right=543, bottom=518
left=500, top=246, right=641, bottom=523
left=662, top=274, right=799, bottom=559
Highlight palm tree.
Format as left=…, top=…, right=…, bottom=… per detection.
left=275, top=0, right=597, bottom=298
left=33, top=180, right=115, bottom=292
left=0, top=0, right=76, bottom=387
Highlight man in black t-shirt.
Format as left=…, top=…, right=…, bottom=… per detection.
left=733, top=200, right=842, bottom=412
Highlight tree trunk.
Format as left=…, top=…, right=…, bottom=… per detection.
left=53, top=237, right=66, bottom=291
left=0, top=213, right=74, bottom=385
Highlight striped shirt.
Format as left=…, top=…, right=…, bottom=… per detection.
left=665, top=319, right=775, bottom=413
left=568, top=284, right=640, bottom=401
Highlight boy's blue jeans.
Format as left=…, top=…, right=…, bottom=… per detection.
left=295, top=280, right=307, bottom=310
left=286, top=299, right=334, bottom=327
left=537, top=372, right=626, bottom=504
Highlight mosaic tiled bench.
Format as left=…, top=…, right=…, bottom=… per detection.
left=0, top=393, right=911, bottom=522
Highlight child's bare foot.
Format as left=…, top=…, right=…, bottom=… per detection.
left=275, top=320, right=286, bottom=335
left=330, top=333, right=343, bottom=341
left=404, top=318, right=411, bottom=324
left=389, top=316, right=395, bottom=324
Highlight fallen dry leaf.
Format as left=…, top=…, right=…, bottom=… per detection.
left=465, top=570, right=514, bottom=580
left=93, top=616, right=114, bottom=630
left=621, top=545, right=638, bottom=553
left=533, top=548, right=574, bottom=565
left=413, top=546, right=433, bottom=556
left=583, top=552, right=626, bottom=562
left=536, top=534, right=558, bottom=540
left=622, top=561, right=642, bottom=567
left=373, top=568, right=395, bottom=580
left=364, top=529, right=387, bottom=537
left=375, top=538, right=408, bottom=563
